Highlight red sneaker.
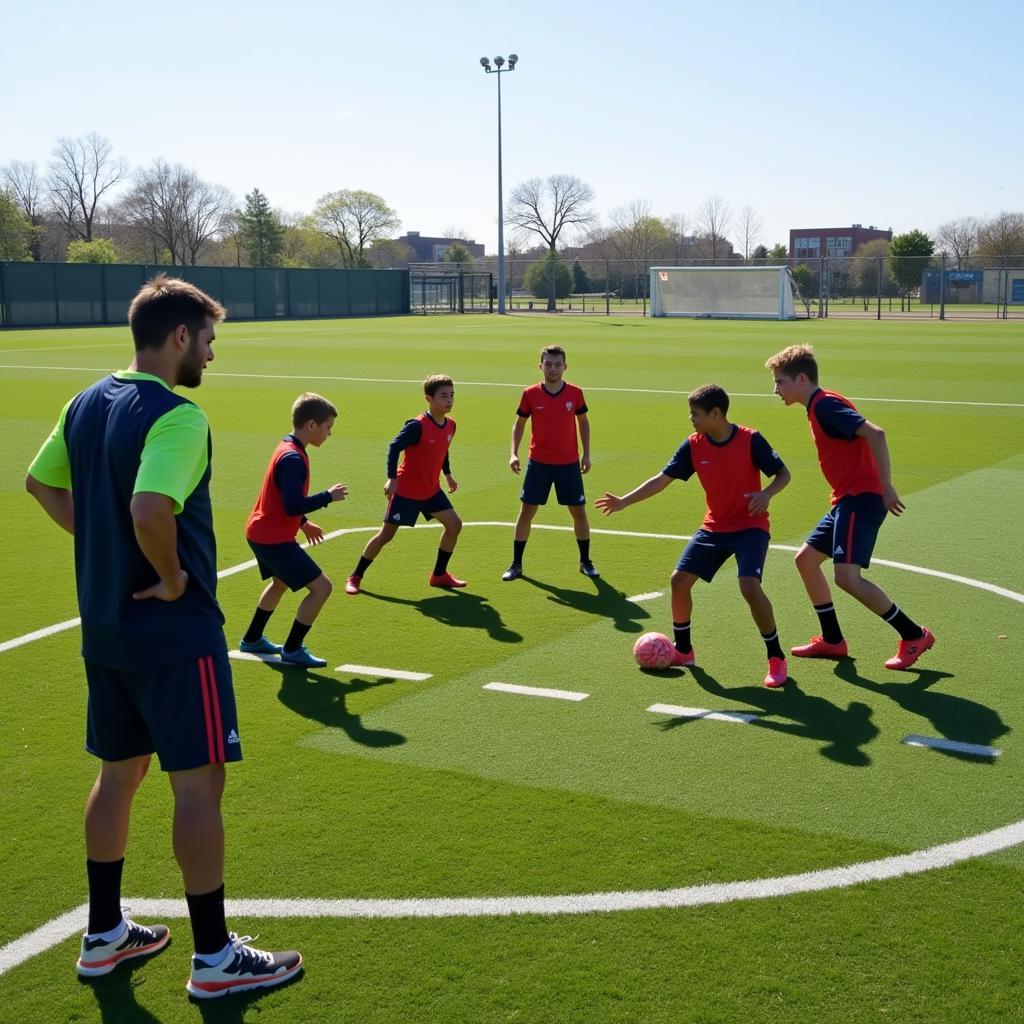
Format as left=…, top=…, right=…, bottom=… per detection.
left=345, top=575, right=361, bottom=595
left=763, top=657, right=789, bottom=688
left=669, top=648, right=695, bottom=668
left=884, top=628, right=935, bottom=670
left=429, top=572, right=467, bottom=589
left=790, top=635, right=848, bottom=659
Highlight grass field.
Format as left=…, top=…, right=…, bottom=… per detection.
left=1, top=313, right=1022, bottom=1022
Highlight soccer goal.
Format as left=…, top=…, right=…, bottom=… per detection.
left=650, top=266, right=800, bottom=320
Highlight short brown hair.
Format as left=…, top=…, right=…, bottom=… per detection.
left=540, top=345, right=566, bottom=362
left=765, top=344, right=819, bottom=383
left=128, top=274, right=226, bottom=351
left=688, top=384, right=729, bottom=416
left=423, top=374, right=454, bottom=397
left=292, top=392, right=338, bottom=428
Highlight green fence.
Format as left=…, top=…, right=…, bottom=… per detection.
left=0, top=263, right=410, bottom=328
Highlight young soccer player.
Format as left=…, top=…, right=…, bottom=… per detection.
left=503, top=345, right=597, bottom=580
left=595, top=385, right=792, bottom=687
left=241, top=393, right=348, bottom=669
left=765, top=343, right=935, bottom=669
left=25, top=276, right=301, bottom=997
left=346, top=374, right=464, bottom=593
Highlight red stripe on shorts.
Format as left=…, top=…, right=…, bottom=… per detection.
left=198, top=657, right=217, bottom=764
left=845, top=513, right=856, bottom=564
left=206, top=655, right=226, bottom=762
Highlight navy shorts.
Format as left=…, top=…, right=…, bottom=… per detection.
left=806, top=492, right=887, bottom=568
left=384, top=489, right=454, bottom=527
left=248, top=539, right=322, bottom=591
left=676, top=528, right=771, bottom=583
left=85, top=651, right=242, bottom=772
left=521, top=460, right=585, bottom=506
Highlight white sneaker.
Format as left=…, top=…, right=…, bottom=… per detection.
left=186, top=932, right=302, bottom=999
left=76, top=918, right=170, bottom=977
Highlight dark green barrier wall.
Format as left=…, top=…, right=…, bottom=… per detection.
left=0, top=263, right=410, bottom=327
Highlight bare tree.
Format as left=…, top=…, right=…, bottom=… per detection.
left=178, top=171, right=234, bottom=265
left=1, top=160, right=45, bottom=259
left=976, top=212, right=1024, bottom=267
left=506, top=174, right=595, bottom=252
left=47, top=133, right=127, bottom=242
left=664, top=212, right=694, bottom=263
left=936, top=216, right=981, bottom=268
left=695, top=194, right=733, bottom=264
left=737, top=204, right=763, bottom=261
left=607, top=199, right=672, bottom=298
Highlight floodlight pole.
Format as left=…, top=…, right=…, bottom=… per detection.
left=481, top=54, right=517, bottom=314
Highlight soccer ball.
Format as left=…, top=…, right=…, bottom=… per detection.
left=632, top=631, right=676, bottom=670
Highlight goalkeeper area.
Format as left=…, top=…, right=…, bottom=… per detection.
left=650, top=266, right=803, bottom=320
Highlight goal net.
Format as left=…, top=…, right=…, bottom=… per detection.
left=650, top=266, right=799, bottom=319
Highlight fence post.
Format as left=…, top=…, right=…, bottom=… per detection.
left=605, top=261, right=610, bottom=316
left=939, top=254, right=946, bottom=321
left=876, top=258, right=882, bottom=320
left=0, top=262, right=6, bottom=328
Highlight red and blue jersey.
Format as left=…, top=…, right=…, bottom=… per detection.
left=391, top=413, right=456, bottom=500
left=807, top=389, right=881, bottom=504
left=246, top=435, right=332, bottom=544
left=662, top=425, right=784, bottom=533
left=517, top=381, right=587, bottom=465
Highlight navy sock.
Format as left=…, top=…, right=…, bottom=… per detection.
left=284, top=619, right=312, bottom=653
left=512, top=540, right=526, bottom=566
left=673, top=621, right=692, bottom=654
left=242, top=607, right=273, bottom=644
left=186, top=884, right=230, bottom=957
left=433, top=548, right=453, bottom=576
left=353, top=556, right=372, bottom=578
left=881, top=604, right=923, bottom=641
left=86, top=858, right=124, bottom=935
left=814, top=602, right=844, bottom=644
left=577, top=538, right=591, bottom=562
left=761, top=629, right=785, bottom=660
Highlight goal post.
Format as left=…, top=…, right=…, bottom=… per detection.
left=650, top=266, right=799, bottom=320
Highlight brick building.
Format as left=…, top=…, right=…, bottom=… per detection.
left=396, top=231, right=485, bottom=263
left=789, top=224, right=892, bottom=261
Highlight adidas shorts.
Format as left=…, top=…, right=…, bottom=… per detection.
left=676, top=528, right=770, bottom=582
left=383, top=489, right=453, bottom=527
left=520, top=460, right=585, bottom=506
left=806, top=492, right=887, bottom=568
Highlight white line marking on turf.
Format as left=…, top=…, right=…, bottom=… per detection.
left=627, top=591, right=663, bottom=602
left=0, top=617, right=81, bottom=654
left=229, top=650, right=280, bottom=663
left=484, top=682, right=589, bottom=701
left=1, top=365, right=1021, bottom=409
left=7, top=815, right=1024, bottom=975
left=648, top=703, right=759, bottom=724
left=902, top=735, right=1001, bottom=758
left=337, top=664, right=432, bottom=681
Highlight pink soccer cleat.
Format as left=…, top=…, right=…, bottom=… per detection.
left=790, top=635, right=849, bottom=659
left=763, top=657, right=789, bottom=688
left=884, top=628, right=935, bottom=670
left=345, top=575, right=361, bottom=595
left=429, top=571, right=467, bottom=589
left=669, top=648, right=696, bottom=668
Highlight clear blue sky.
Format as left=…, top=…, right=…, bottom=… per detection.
left=2, top=0, right=1020, bottom=253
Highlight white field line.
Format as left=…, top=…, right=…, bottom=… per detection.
left=2, top=364, right=1022, bottom=409
left=627, top=591, right=664, bottom=602
left=230, top=650, right=280, bottom=663
left=903, top=735, right=1001, bottom=758
left=3, top=523, right=1021, bottom=656
left=6, top=815, right=1024, bottom=976
left=484, top=682, right=589, bottom=701
left=648, top=703, right=759, bottom=724
left=337, top=664, right=432, bottom=681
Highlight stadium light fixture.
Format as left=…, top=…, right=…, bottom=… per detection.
left=480, top=52, right=518, bottom=315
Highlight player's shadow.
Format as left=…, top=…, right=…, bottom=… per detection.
left=521, top=574, right=651, bottom=634
left=834, top=659, right=1009, bottom=760
left=269, top=664, right=406, bottom=748
left=665, top=665, right=880, bottom=767
left=82, top=955, right=164, bottom=1024
left=361, top=589, right=522, bottom=643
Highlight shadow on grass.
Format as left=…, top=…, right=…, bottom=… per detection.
left=522, top=574, right=652, bottom=633
left=657, top=664, right=879, bottom=767
left=833, top=659, right=1009, bottom=761
left=192, top=969, right=305, bottom=1022
left=361, top=588, right=522, bottom=643
left=82, top=953, right=163, bottom=1024
left=267, top=664, right=406, bottom=747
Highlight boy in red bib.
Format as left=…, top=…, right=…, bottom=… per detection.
left=346, top=375, right=465, bottom=593
left=766, top=344, right=934, bottom=670
left=596, top=385, right=792, bottom=687
left=242, top=393, right=348, bottom=668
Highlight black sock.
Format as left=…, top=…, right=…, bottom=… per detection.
left=761, top=629, right=785, bottom=660
left=512, top=540, right=526, bottom=566
left=283, top=619, right=312, bottom=653
left=814, top=602, right=844, bottom=644
left=673, top=621, right=692, bottom=654
left=353, top=555, right=373, bottom=578
left=86, top=858, right=124, bottom=935
left=881, top=604, right=923, bottom=641
left=577, top=538, right=591, bottom=563
left=433, top=548, right=453, bottom=576
left=185, top=884, right=230, bottom=957
left=242, top=607, right=273, bottom=644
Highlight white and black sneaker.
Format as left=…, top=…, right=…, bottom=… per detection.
left=501, top=563, right=523, bottom=581
left=76, top=918, right=170, bottom=977
left=187, top=932, right=302, bottom=999
left=579, top=560, right=600, bottom=579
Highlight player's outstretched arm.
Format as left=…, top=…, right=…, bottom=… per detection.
left=329, top=482, right=348, bottom=502
left=857, top=421, right=905, bottom=515
left=595, top=473, right=673, bottom=515
left=25, top=474, right=74, bottom=534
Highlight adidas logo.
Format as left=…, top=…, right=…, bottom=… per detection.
left=835, top=545, right=845, bottom=556
left=227, top=729, right=240, bottom=745
left=392, top=513, right=401, bottom=521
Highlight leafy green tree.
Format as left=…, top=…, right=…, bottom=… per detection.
left=237, top=188, right=283, bottom=267
left=524, top=250, right=572, bottom=301
left=572, top=260, right=591, bottom=293
left=888, top=229, right=935, bottom=307
left=442, top=241, right=474, bottom=265
left=66, top=238, right=117, bottom=263
left=0, top=189, right=33, bottom=260
left=791, top=263, right=815, bottom=295
left=313, top=189, right=399, bottom=268
left=851, top=239, right=894, bottom=305
left=751, top=244, right=769, bottom=263
left=768, top=243, right=788, bottom=261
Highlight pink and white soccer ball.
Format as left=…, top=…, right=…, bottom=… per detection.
left=632, top=631, right=675, bottom=669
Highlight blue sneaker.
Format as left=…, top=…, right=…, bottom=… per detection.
left=280, top=645, right=327, bottom=668
left=239, top=636, right=282, bottom=656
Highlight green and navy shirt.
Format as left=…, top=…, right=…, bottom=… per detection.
left=28, top=371, right=226, bottom=670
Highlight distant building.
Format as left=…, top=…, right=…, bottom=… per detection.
left=396, top=231, right=485, bottom=263
left=788, top=224, right=892, bottom=261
